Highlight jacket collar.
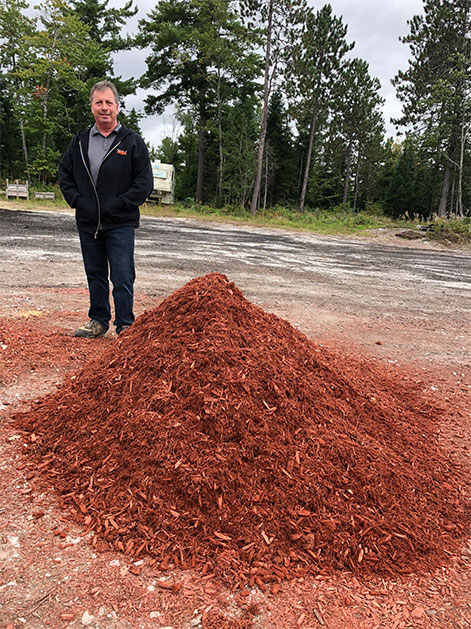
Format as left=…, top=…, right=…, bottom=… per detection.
left=78, top=123, right=131, bottom=143
left=90, top=122, right=122, bottom=137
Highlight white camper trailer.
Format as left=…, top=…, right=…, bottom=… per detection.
left=150, top=162, right=175, bottom=204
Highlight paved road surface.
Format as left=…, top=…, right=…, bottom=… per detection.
left=2, top=208, right=470, bottom=289
left=1, top=208, right=470, bottom=368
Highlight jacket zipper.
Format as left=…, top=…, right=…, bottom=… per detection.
left=79, top=137, right=123, bottom=238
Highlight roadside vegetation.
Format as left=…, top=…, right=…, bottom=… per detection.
left=142, top=202, right=471, bottom=245
left=141, top=201, right=400, bottom=234
left=426, top=218, right=471, bottom=247
left=1, top=190, right=470, bottom=247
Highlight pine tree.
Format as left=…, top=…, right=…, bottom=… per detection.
left=286, top=3, right=352, bottom=212
left=66, top=0, right=138, bottom=132
left=18, top=0, right=110, bottom=182
left=331, top=58, right=384, bottom=209
left=0, top=0, right=36, bottom=175
left=264, top=91, right=297, bottom=206
left=240, top=0, right=306, bottom=215
left=138, top=0, right=260, bottom=204
left=68, top=0, right=137, bottom=53
left=217, top=97, right=259, bottom=206
left=393, top=0, right=471, bottom=216
left=384, top=138, right=418, bottom=218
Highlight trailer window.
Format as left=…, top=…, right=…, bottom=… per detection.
left=153, top=167, right=167, bottom=179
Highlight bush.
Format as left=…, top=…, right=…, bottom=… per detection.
left=145, top=200, right=401, bottom=234
left=427, top=217, right=471, bottom=245
left=363, top=201, right=385, bottom=217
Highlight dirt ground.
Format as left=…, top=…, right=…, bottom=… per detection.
left=1, top=206, right=471, bottom=628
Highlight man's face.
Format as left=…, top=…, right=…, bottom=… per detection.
left=90, top=87, right=119, bottom=130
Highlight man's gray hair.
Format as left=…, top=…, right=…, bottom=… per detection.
left=90, top=80, right=119, bottom=104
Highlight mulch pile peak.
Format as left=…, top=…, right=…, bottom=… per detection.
left=16, top=272, right=469, bottom=588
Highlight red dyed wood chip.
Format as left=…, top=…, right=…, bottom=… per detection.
left=15, top=273, right=470, bottom=587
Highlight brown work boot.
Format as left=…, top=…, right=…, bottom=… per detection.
left=74, top=320, right=107, bottom=338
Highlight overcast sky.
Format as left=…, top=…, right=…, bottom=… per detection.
left=111, top=0, right=424, bottom=148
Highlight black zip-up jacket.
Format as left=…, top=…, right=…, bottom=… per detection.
left=59, top=125, right=153, bottom=235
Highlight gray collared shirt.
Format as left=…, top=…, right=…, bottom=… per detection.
left=88, top=123, right=121, bottom=185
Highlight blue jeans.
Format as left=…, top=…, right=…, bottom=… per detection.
left=78, top=227, right=135, bottom=332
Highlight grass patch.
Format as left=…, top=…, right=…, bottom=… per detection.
left=3, top=193, right=470, bottom=245
left=141, top=202, right=401, bottom=235
left=0, top=184, right=70, bottom=211
left=427, top=218, right=471, bottom=246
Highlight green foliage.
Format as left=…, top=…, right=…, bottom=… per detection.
left=214, top=96, right=259, bottom=206
left=384, top=137, right=419, bottom=217
left=433, top=217, right=471, bottom=233
left=362, top=201, right=385, bottom=217
left=67, top=0, right=137, bottom=53
left=0, top=0, right=139, bottom=182
left=331, top=58, right=385, bottom=209
left=140, top=200, right=398, bottom=235
left=155, top=137, right=179, bottom=165
left=285, top=3, right=352, bottom=212
left=0, top=76, right=22, bottom=178
left=0, top=0, right=469, bottom=218
left=138, top=0, right=261, bottom=203
left=240, top=0, right=306, bottom=214
left=173, top=111, right=198, bottom=200
left=426, top=217, right=471, bottom=245
left=393, top=0, right=471, bottom=216
left=119, top=107, right=143, bottom=134
left=21, top=0, right=113, bottom=182
left=263, top=91, right=298, bottom=206
left=64, top=0, right=139, bottom=129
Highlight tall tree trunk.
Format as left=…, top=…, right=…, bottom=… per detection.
left=196, top=98, right=207, bottom=203
left=438, top=132, right=459, bottom=217
left=456, top=121, right=469, bottom=217
left=41, top=91, right=49, bottom=184
left=216, top=67, right=224, bottom=201
left=250, top=0, right=273, bottom=216
left=353, top=152, right=361, bottom=211
left=449, top=171, right=456, bottom=217
left=40, top=28, right=56, bottom=183
left=12, top=52, right=29, bottom=177
left=263, top=148, right=269, bottom=210
left=342, top=140, right=353, bottom=209
left=19, top=117, right=29, bottom=178
left=437, top=161, right=452, bottom=217
left=297, top=151, right=304, bottom=193
left=299, top=107, right=319, bottom=214
left=15, top=90, right=29, bottom=178
left=41, top=85, right=50, bottom=159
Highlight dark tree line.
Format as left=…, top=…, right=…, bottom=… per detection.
left=1, top=0, right=470, bottom=218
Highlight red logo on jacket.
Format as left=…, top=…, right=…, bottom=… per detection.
left=117, top=149, right=127, bottom=155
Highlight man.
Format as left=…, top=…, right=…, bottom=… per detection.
left=59, top=80, right=153, bottom=338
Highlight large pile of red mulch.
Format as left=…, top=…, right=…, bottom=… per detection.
left=16, top=273, right=469, bottom=588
